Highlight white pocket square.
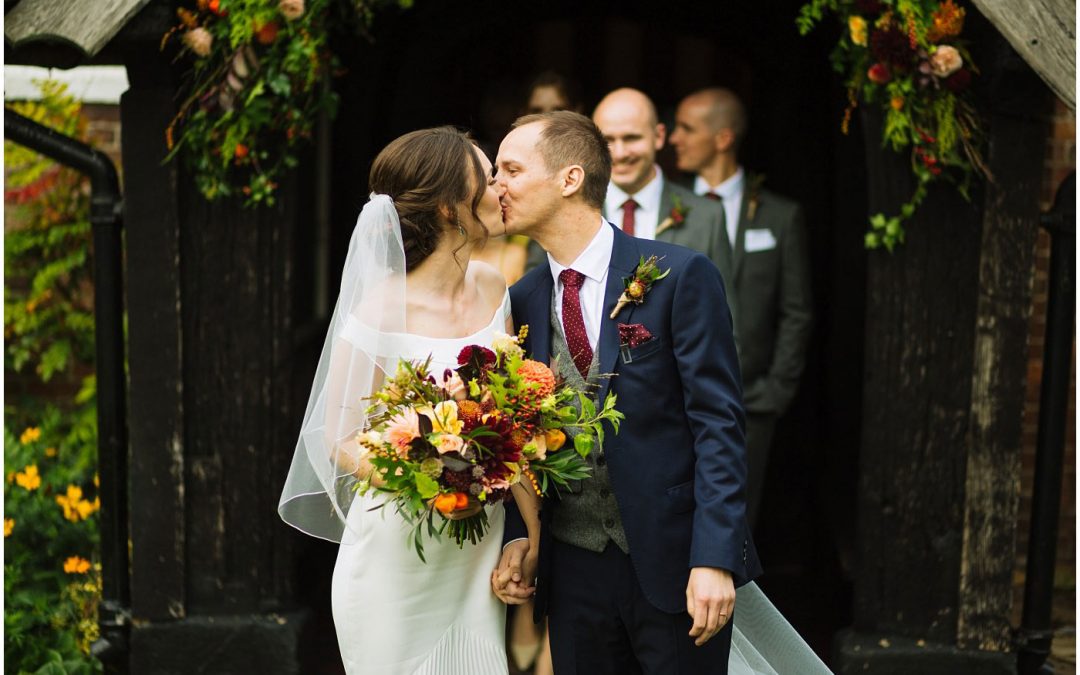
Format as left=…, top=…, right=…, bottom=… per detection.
left=744, top=229, right=777, bottom=252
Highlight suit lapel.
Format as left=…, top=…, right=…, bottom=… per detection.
left=656, top=182, right=675, bottom=243
left=524, top=273, right=553, bottom=366
left=597, top=224, right=639, bottom=405
left=731, top=178, right=754, bottom=282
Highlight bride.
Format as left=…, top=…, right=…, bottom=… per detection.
left=278, top=127, right=538, bottom=674
left=279, top=124, right=830, bottom=675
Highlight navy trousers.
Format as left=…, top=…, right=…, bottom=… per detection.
left=547, top=540, right=733, bottom=675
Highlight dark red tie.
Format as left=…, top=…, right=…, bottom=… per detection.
left=705, top=192, right=722, bottom=202
left=559, top=269, right=593, bottom=378
left=620, top=199, right=638, bottom=236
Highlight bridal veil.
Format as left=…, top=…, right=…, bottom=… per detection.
left=278, top=194, right=406, bottom=544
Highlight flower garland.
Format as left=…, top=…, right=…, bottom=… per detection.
left=798, top=0, right=990, bottom=251
left=162, top=0, right=407, bottom=206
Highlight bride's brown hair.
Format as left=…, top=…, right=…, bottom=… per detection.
left=368, top=126, right=489, bottom=270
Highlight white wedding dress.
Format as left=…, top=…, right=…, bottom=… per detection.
left=330, top=291, right=512, bottom=675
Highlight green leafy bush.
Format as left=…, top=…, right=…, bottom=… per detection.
left=4, top=81, right=104, bottom=675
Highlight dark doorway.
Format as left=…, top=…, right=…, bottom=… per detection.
left=292, top=0, right=869, bottom=669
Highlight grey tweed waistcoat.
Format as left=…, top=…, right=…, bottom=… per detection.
left=548, top=293, right=629, bottom=554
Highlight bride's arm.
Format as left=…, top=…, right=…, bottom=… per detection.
left=323, top=329, right=386, bottom=483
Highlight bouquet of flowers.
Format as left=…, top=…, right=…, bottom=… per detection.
left=355, top=327, right=623, bottom=561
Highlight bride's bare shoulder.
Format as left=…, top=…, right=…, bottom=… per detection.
left=468, top=260, right=508, bottom=301
left=347, top=276, right=406, bottom=324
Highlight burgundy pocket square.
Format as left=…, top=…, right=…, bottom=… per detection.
left=618, top=323, right=653, bottom=348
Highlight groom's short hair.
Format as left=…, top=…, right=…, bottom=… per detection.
left=511, top=110, right=611, bottom=210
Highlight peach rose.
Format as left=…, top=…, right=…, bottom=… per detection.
left=434, top=433, right=464, bottom=455
left=930, top=45, right=963, bottom=77
left=441, top=370, right=468, bottom=401
left=525, top=433, right=548, bottom=460
left=182, top=27, right=213, bottom=57
left=279, top=0, right=304, bottom=20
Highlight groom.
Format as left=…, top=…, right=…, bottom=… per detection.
left=492, top=110, right=760, bottom=674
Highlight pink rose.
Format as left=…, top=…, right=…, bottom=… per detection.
left=442, top=371, right=467, bottom=401
left=182, top=28, right=213, bottom=58
left=930, top=45, right=963, bottom=78
left=435, top=434, right=464, bottom=455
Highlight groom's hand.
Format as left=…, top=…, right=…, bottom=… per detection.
left=491, top=539, right=535, bottom=605
left=686, top=567, right=735, bottom=646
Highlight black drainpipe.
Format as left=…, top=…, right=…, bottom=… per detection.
left=4, top=109, right=130, bottom=673
left=1017, top=172, right=1075, bottom=675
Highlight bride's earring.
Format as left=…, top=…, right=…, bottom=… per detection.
left=453, top=211, right=466, bottom=237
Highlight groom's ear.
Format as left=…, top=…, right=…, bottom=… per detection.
left=560, top=165, right=586, bottom=198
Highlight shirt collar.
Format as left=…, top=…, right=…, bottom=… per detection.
left=548, top=218, right=613, bottom=286
left=605, top=165, right=664, bottom=217
left=695, top=166, right=745, bottom=200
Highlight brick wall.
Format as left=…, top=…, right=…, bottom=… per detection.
left=1013, top=96, right=1076, bottom=626
left=82, top=103, right=123, bottom=171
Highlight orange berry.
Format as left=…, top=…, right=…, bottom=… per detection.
left=454, top=492, right=469, bottom=509
left=434, top=493, right=457, bottom=514
left=544, top=429, right=566, bottom=452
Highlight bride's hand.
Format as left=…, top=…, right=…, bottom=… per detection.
left=492, top=539, right=534, bottom=605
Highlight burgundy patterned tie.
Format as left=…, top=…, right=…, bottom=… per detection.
left=705, top=192, right=722, bottom=202
left=620, top=199, right=638, bottom=236
left=559, top=269, right=593, bottom=378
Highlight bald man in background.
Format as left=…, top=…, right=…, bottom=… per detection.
left=525, top=88, right=731, bottom=282
left=670, top=88, right=813, bottom=527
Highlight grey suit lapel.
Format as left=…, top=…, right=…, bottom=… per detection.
left=656, top=184, right=675, bottom=240
left=731, top=182, right=754, bottom=282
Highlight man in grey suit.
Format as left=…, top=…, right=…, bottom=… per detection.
left=525, top=88, right=731, bottom=281
left=670, top=87, right=813, bottom=527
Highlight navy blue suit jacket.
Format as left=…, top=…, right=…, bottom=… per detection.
left=506, top=223, right=762, bottom=615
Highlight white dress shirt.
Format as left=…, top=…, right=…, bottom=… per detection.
left=695, top=167, right=745, bottom=246
left=604, top=167, right=665, bottom=241
left=546, top=219, right=613, bottom=350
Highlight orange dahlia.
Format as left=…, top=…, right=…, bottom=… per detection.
left=518, top=359, right=556, bottom=398
left=457, top=399, right=484, bottom=429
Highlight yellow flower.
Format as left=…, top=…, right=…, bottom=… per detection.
left=890, top=96, right=905, bottom=110
left=56, top=485, right=92, bottom=522
left=15, top=465, right=41, bottom=491
left=93, top=473, right=100, bottom=488
left=63, top=556, right=92, bottom=574
left=849, top=16, right=868, bottom=46
left=76, top=499, right=96, bottom=520
left=6, top=471, right=14, bottom=484
left=44, top=446, right=57, bottom=458
left=420, top=401, right=464, bottom=435
left=4, top=518, right=14, bottom=537
left=20, top=427, right=41, bottom=445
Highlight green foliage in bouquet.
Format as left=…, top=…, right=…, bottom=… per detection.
left=797, top=0, right=990, bottom=251
left=358, top=331, right=623, bottom=561
left=162, top=0, right=412, bottom=206
left=4, top=81, right=104, bottom=675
